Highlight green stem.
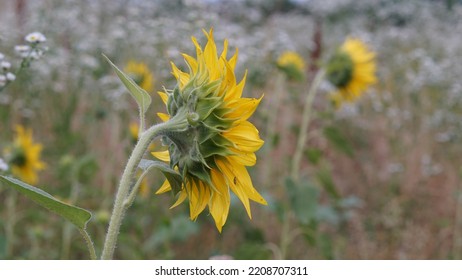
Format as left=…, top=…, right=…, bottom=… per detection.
left=290, top=70, right=325, bottom=180
left=0, top=44, right=38, bottom=93
left=100, top=114, right=187, bottom=260
left=79, top=229, right=97, bottom=260
left=123, top=164, right=156, bottom=209
left=5, top=191, right=18, bottom=258
left=262, top=72, right=285, bottom=188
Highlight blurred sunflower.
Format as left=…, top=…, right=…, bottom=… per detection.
left=4, top=125, right=46, bottom=184
left=124, top=61, right=154, bottom=93
left=326, top=38, right=377, bottom=103
left=276, top=51, right=306, bottom=81
left=152, top=29, right=266, bottom=232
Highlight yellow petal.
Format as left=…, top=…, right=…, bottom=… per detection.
left=210, top=169, right=231, bottom=232
left=227, top=157, right=267, bottom=206
left=157, top=112, right=170, bottom=122
left=155, top=179, right=172, bottom=194
left=216, top=157, right=251, bottom=218
left=170, top=190, right=188, bottom=209
left=188, top=180, right=210, bottom=220
left=157, top=91, right=168, bottom=105
left=224, top=96, right=262, bottom=123
left=170, top=62, right=190, bottom=88
left=222, top=121, right=264, bottom=152
left=182, top=53, right=198, bottom=75
left=151, top=150, right=170, bottom=162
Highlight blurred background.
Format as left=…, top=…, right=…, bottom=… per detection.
left=1, top=0, right=462, bottom=259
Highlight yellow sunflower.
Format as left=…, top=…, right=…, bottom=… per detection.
left=326, top=38, right=377, bottom=103
left=124, top=61, right=155, bottom=93
left=152, top=29, right=266, bottom=232
left=6, top=125, right=46, bottom=184
left=276, top=51, right=306, bottom=80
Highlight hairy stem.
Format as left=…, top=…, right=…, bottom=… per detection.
left=291, top=70, right=325, bottom=180
left=101, top=114, right=187, bottom=259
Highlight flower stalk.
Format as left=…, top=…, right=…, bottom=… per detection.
left=101, top=112, right=188, bottom=260
left=291, top=69, right=325, bottom=180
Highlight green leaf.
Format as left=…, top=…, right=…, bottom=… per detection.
left=304, top=148, right=323, bottom=165
left=316, top=168, right=340, bottom=199
left=103, top=54, right=152, bottom=114
left=138, top=159, right=183, bottom=195
left=323, top=126, right=354, bottom=157
left=284, top=177, right=319, bottom=225
left=0, top=176, right=92, bottom=230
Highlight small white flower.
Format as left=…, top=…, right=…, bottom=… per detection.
left=1, top=61, right=11, bottom=70
left=25, top=32, right=46, bottom=43
left=0, top=52, right=4, bottom=60
left=6, top=72, right=16, bottom=81
left=0, top=158, right=9, bottom=172
left=31, top=49, right=44, bottom=60
left=0, top=74, right=6, bottom=86
left=15, top=45, right=31, bottom=58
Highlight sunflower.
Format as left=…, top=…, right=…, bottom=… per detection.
left=152, top=29, right=266, bottom=232
left=276, top=51, right=306, bottom=81
left=124, top=61, right=154, bottom=93
left=326, top=38, right=377, bottom=103
left=5, top=125, right=46, bottom=184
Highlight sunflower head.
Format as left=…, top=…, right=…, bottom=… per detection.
left=4, top=125, right=46, bottom=185
left=326, top=38, right=377, bottom=103
left=153, top=29, right=266, bottom=231
left=276, top=51, right=306, bottom=81
left=124, top=61, right=154, bottom=93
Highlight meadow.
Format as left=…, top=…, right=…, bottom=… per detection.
left=1, top=0, right=462, bottom=259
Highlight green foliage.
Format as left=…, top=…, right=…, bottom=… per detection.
left=138, top=159, right=183, bottom=195
left=323, top=126, right=354, bottom=157
left=0, top=176, right=92, bottom=230
left=305, top=148, right=323, bottom=165
left=103, top=54, right=152, bottom=114
left=285, top=177, right=319, bottom=225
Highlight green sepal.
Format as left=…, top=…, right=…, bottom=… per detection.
left=195, top=96, right=223, bottom=120
left=0, top=175, right=92, bottom=230
left=203, top=113, right=234, bottom=131
left=103, top=54, right=152, bottom=114
left=138, top=159, right=183, bottom=195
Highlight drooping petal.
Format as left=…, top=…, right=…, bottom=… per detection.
left=156, top=179, right=172, bottom=194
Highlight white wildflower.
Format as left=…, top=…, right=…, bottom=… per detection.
left=25, top=32, right=46, bottom=43
left=6, top=72, right=16, bottom=81
left=15, top=45, right=31, bottom=58
left=0, top=158, right=9, bottom=172
left=0, top=52, right=4, bottom=61
left=1, top=61, right=11, bottom=70
left=0, top=75, right=6, bottom=86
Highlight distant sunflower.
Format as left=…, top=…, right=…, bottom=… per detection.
left=6, top=125, right=46, bottom=184
left=276, top=51, right=306, bottom=81
left=152, top=29, right=266, bottom=232
left=125, top=61, right=154, bottom=93
left=326, top=38, right=377, bottom=103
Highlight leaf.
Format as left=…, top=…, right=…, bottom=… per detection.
left=0, top=176, right=92, bottom=230
left=304, top=148, right=323, bottom=165
left=323, top=126, right=354, bottom=157
left=139, top=159, right=183, bottom=195
left=284, top=177, right=319, bottom=225
left=103, top=54, right=152, bottom=114
left=316, top=168, right=340, bottom=199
